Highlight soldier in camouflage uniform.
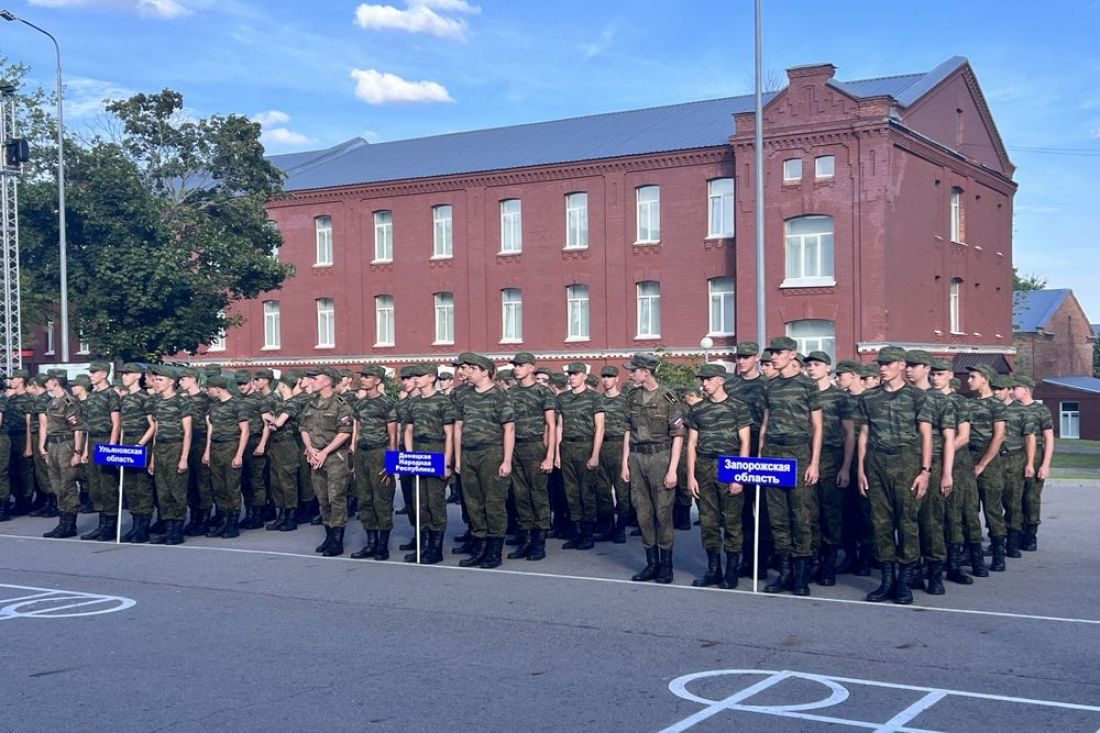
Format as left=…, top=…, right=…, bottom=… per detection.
left=203, top=375, right=249, bottom=538
left=403, top=364, right=455, bottom=564
left=685, top=363, right=752, bottom=589
left=760, top=337, right=822, bottom=597
left=1012, top=375, right=1054, bottom=552
left=595, top=365, right=630, bottom=544
left=931, top=359, right=980, bottom=583
left=759, top=351, right=778, bottom=380
left=394, top=366, right=422, bottom=548
left=301, top=367, right=354, bottom=557
left=238, top=369, right=275, bottom=530
left=264, top=372, right=306, bottom=533
left=27, top=377, right=56, bottom=518
left=6, top=369, right=35, bottom=516
left=546, top=371, right=571, bottom=539
left=966, top=365, right=1008, bottom=571
left=179, top=367, right=214, bottom=536
left=505, top=352, right=557, bottom=561
left=857, top=346, right=931, bottom=605
left=622, top=353, right=684, bottom=584
left=557, top=362, right=605, bottom=551
left=77, top=361, right=122, bottom=541
left=834, top=360, right=873, bottom=576
left=994, top=373, right=1037, bottom=560
left=727, top=342, right=771, bottom=579
left=40, top=371, right=85, bottom=539
left=674, top=388, right=702, bottom=532
left=116, top=364, right=156, bottom=542
left=148, top=365, right=192, bottom=545
left=349, top=365, right=398, bottom=560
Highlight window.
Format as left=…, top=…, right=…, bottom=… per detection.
left=315, top=215, right=333, bottom=266
left=266, top=219, right=280, bottom=260
left=263, top=300, right=281, bottom=349
left=708, top=277, right=735, bottom=335
left=787, top=320, right=836, bottom=363
left=433, top=205, right=453, bottom=258
left=783, top=158, right=803, bottom=183
left=784, top=215, right=835, bottom=286
left=501, top=288, right=523, bottom=343
left=950, top=278, right=963, bottom=334
left=815, top=156, right=835, bottom=179
left=208, top=311, right=226, bottom=352
left=375, top=295, right=394, bottom=346
left=77, top=330, right=90, bottom=355
left=566, top=285, right=590, bottom=341
left=500, top=199, right=522, bottom=254
left=316, top=298, right=335, bottom=348
left=565, top=192, right=589, bottom=249
left=636, top=281, right=661, bottom=338
left=434, top=292, right=454, bottom=345
left=950, top=187, right=963, bottom=242
left=636, top=185, right=660, bottom=243
left=373, top=210, right=393, bottom=262
left=707, top=178, right=734, bottom=238
left=44, top=320, right=55, bottom=355
left=1060, top=401, right=1080, bottom=440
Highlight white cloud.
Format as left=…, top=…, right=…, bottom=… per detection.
left=1092, top=126, right=1100, bottom=139
left=28, top=0, right=190, bottom=17
left=579, top=25, right=617, bottom=60
left=251, top=110, right=291, bottom=127
left=137, top=0, right=189, bottom=18
left=251, top=110, right=314, bottom=148
left=350, top=68, right=454, bottom=104
left=66, top=76, right=139, bottom=118
left=353, top=1, right=476, bottom=41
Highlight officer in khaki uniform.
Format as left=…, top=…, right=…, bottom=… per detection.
left=149, top=365, right=192, bottom=545
left=40, top=371, right=85, bottom=539
left=78, top=361, right=121, bottom=541
left=621, top=353, right=684, bottom=584
left=300, top=367, right=353, bottom=557
left=203, top=375, right=249, bottom=538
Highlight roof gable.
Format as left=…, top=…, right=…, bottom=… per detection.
left=1013, top=289, right=1071, bottom=332
left=1043, top=376, right=1100, bottom=394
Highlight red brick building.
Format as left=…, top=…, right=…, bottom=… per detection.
left=197, top=57, right=1016, bottom=372
left=1013, top=289, right=1095, bottom=381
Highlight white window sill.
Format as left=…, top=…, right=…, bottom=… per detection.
left=499, top=338, right=523, bottom=345
left=261, top=345, right=281, bottom=351
left=708, top=331, right=735, bottom=338
left=497, top=250, right=522, bottom=257
left=374, top=342, right=394, bottom=348
left=313, top=263, right=333, bottom=269
left=815, top=175, right=834, bottom=181
left=705, top=234, right=733, bottom=241
left=371, top=259, right=393, bottom=266
left=635, top=335, right=661, bottom=341
left=432, top=341, right=455, bottom=347
left=315, top=345, right=335, bottom=350
left=633, top=240, right=660, bottom=246
left=782, top=179, right=801, bottom=185
left=206, top=348, right=226, bottom=353
left=563, top=245, right=589, bottom=252
left=76, top=351, right=90, bottom=356
left=429, top=254, right=453, bottom=261
left=44, top=351, right=56, bottom=356
left=950, top=331, right=966, bottom=336
left=950, top=240, right=967, bottom=247
left=780, top=277, right=836, bottom=289
left=564, top=336, right=590, bottom=343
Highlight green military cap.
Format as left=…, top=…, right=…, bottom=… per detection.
left=876, top=346, right=908, bottom=364
left=73, top=374, right=92, bottom=389
left=10, top=368, right=29, bottom=379
left=398, top=365, right=417, bottom=379
left=177, top=366, right=199, bottom=379
left=860, top=364, right=879, bottom=378
left=337, top=369, right=354, bottom=380
left=279, top=373, right=298, bottom=387
left=565, top=361, right=588, bottom=374
left=765, top=336, right=798, bottom=352
left=735, top=342, right=760, bottom=356
left=282, top=369, right=302, bottom=381
left=33, top=374, right=49, bottom=387
left=207, top=375, right=230, bottom=389
left=759, top=351, right=773, bottom=364
left=408, top=363, right=438, bottom=378
left=360, top=365, right=386, bottom=379
left=253, top=367, right=274, bottom=381
left=437, top=370, right=453, bottom=381
left=89, top=360, right=112, bottom=373
left=794, top=353, right=806, bottom=364
left=835, top=359, right=861, bottom=375
left=600, top=365, right=619, bottom=377
left=549, top=373, right=568, bottom=388
left=510, top=352, right=536, bottom=366
left=204, top=365, right=222, bottom=377
left=585, top=374, right=598, bottom=388
left=805, top=351, right=831, bottom=365
left=1014, top=374, right=1036, bottom=389
left=149, top=364, right=177, bottom=378
left=534, top=366, right=552, bottom=377
left=234, top=369, right=252, bottom=384
left=461, top=354, right=493, bottom=371
left=453, top=352, right=477, bottom=366
left=47, top=368, right=68, bottom=379
left=624, top=353, right=660, bottom=371
left=991, top=373, right=1013, bottom=390
left=695, top=363, right=727, bottom=379
left=967, top=364, right=997, bottom=383
left=930, top=357, right=953, bottom=372
left=949, top=377, right=961, bottom=390
left=905, top=349, right=933, bottom=366
left=497, top=368, right=514, bottom=380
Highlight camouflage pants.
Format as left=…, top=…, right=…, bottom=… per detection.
left=865, top=448, right=921, bottom=565
left=676, top=452, right=693, bottom=509
left=945, top=445, right=983, bottom=545
left=629, top=449, right=676, bottom=551
left=1023, top=448, right=1045, bottom=526
left=154, top=442, right=189, bottom=521
left=298, top=446, right=313, bottom=505
left=10, top=440, right=34, bottom=500
left=243, top=435, right=268, bottom=507
left=462, top=444, right=507, bottom=538
left=815, top=445, right=846, bottom=548
left=764, top=442, right=816, bottom=558
left=188, top=433, right=213, bottom=512
left=311, top=448, right=350, bottom=529
left=208, top=441, right=243, bottom=515
left=45, top=439, right=80, bottom=514
left=918, top=458, right=947, bottom=561
left=511, top=441, right=551, bottom=531
left=85, top=433, right=115, bottom=514
left=560, top=440, right=598, bottom=523
left=32, top=438, right=50, bottom=495
left=269, top=436, right=302, bottom=510
left=841, top=458, right=872, bottom=544
left=695, top=458, right=744, bottom=553
left=598, top=439, right=630, bottom=520
left=973, top=450, right=1006, bottom=539
left=999, top=450, right=1026, bottom=533
left=0, top=434, right=9, bottom=502
left=353, top=447, right=394, bottom=531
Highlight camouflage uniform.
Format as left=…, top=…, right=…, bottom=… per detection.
left=153, top=390, right=192, bottom=523
left=814, top=384, right=852, bottom=550
left=241, top=387, right=275, bottom=513
left=625, top=382, right=684, bottom=552
left=915, top=389, right=957, bottom=566
left=509, top=380, right=556, bottom=534
left=31, top=390, right=51, bottom=500
left=300, top=392, right=354, bottom=529
left=598, top=388, right=630, bottom=528
left=0, top=395, right=10, bottom=513
left=455, top=386, right=512, bottom=539
left=557, top=386, right=604, bottom=530
left=119, top=388, right=155, bottom=517
left=269, top=391, right=306, bottom=515
left=762, top=374, right=821, bottom=559
left=352, top=392, right=398, bottom=531
left=206, top=394, right=248, bottom=523
left=968, top=395, right=1007, bottom=540
left=727, top=373, right=771, bottom=575
left=1022, top=400, right=1054, bottom=530
left=945, top=393, right=983, bottom=548
left=999, top=398, right=1037, bottom=550
left=42, top=389, right=84, bottom=515
left=685, top=396, right=751, bottom=556
left=83, top=385, right=121, bottom=515
left=406, top=390, right=456, bottom=538
left=185, top=387, right=214, bottom=523
left=6, top=389, right=35, bottom=507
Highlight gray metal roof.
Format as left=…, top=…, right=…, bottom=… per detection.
left=1043, top=376, right=1100, bottom=395
left=1013, top=289, right=1072, bottom=332
left=273, top=57, right=968, bottom=193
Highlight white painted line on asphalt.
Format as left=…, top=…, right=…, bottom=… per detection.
left=3, top=533, right=1100, bottom=626
left=0, top=582, right=136, bottom=619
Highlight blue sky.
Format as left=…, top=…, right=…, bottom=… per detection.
left=3, top=0, right=1099, bottom=321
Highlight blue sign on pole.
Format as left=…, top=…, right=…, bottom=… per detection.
left=385, top=450, right=446, bottom=477
left=717, top=456, right=798, bottom=487
left=93, top=444, right=148, bottom=469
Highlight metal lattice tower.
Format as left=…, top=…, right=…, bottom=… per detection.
left=0, top=87, right=24, bottom=375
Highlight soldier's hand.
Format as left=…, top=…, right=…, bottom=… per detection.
left=253, top=445, right=265, bottom=457
left=663, top=470, right=677, bottom=490
left=1024, top=463, right=1035, bottom=479
left=974, top=463, right=986, bottom=478
left=836, top=470, right=850, bottom=488
left=912, top=472, right=929, bottom=500
left=1038, top=465, right=1050, bottom=480
left=586, top=456, right=598, bottom=470
left=621, top=467, right=630, bottom=484
left=23, top=448, right=32, bottom=458
left=444, top=466, right=452, bottom=480
left=177, top=459, right=188, bottom=474
left=729, top=482, right=743, bottom=496
left=940, top=479, right=952, bottom=497
left=498, top=462, right=511, bottom=478
left=857, top=473, right=869, bottom=498
left=688, top=478, right=699, bottom=498
left=804, top=463, right=820, bottom=485
left=232, top=455, right=243, bottom=469
left=70, top=454, right=81, bottom=468
left=539, top=457, right=553, bottom=473
left=81, top=453, right=90, bottom=465
left=202, top=452, right=211, bottom=466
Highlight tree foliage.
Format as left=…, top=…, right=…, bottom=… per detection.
left=1013, top=268, right=1047, bottom=292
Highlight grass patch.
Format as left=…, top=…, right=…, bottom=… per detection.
left=1052, top=453, right=1100, bottom=470
left=1059, top=438, right=1100, bottom=450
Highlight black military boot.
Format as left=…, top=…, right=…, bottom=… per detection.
left=1022, top=524, right=1038, bottom=552
left=612, top=516, right=626, bottom=544
left=79, top=490, right=95, bottom=514
left=866, top=562, right=896, bottom=603
left=399, top=534, right=421, bottom=551
left=893, top=564, right=914, bottom=605
left=237, top=505, right=254, bottom=531
left=968, top=542, right=989, bottom=577
left=265, top=508, right=286, bottom=531
left=149, top=521, right=170, bottom=545
left=562, top=522, right=585, bottom=549
left=631, top=547, right=659, bottom=582
left=692, top=548, right=723, bottom=587
left=720, top=552, right=740, bottom=590
left=280, top=508, right=298, bottom=532
left=351, top=530, right=379, bottom=559
left=791, top=557, right=811, bottom=596
left=946, top=545, right=973, bottom=585
left=373, top=530, right=391, bottom=560
left=655, top=548, right=674, bottom=584
left=206, top=512, right=227, bottom=538
left=323, top=527, right=345, bottom=557
left=1005, top=529, right=1022, bottom=559
left=989, top=537, right=1006, bottom=571
left=185, top=509, right=210, bottom=537
left=420, top=530, right=444, bottom=565
left=0, top=500, right=13, bottom=523
left=835, top=542, right=856, bottom=574
left=674, top=504, right=692, bottom=531
left=220, top=514, right=240, bottom=538
left=595, top=517, right=618, bottom=543
left=458, top=539, right=486, bottom=567
left=122, top=513, right=140, bottom=542
left=129, top=514, right=152, bottom=543
left=28, top=491, right=46, bottom=517
left=526, top=529, right=547, bottom=561
left=926, top=561, right=945, bottom=595
left=165, top=520, right=185, bottom=545
left=80, top=513, right=110, bottom=541
left=10, top=495, right=30, bottom=516
left=149, top=516, right=166, bottom=535
left=506, top=529, right=527, bottom=550
left=507, top=530, right=532, bottom=560
left=856, top=543, right=873, bottom=576
left=316, top=527, right=334, bottom=553
left=248, top=505, right=267, bottom=530
left=815, top=545, right=837, bottom=586
left=42, top=494, right=59, bottom=518
left=763, top=555, right=791, bottom=594
left=575, top=522, right=595, bottom=551
left=908, top=558, right=927, bottom=590
left=43, top=512, right=74, bottom=538
left=479, top=537, right=504, bottom=569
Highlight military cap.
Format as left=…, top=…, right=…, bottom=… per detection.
left=33, top=375, right=49, bottom=387
left=734, top=342, right=760, bottom=357
left=534, top=366, right=552, bottom=377
left=904, top=349, right=933, bottom=366
left=834, top=359, right=861, bottom=375
left=398, top=365, right=417, bottom=379
left=930, top=357, right=953, bottom=372
left=758, top=351, right=773, bottom=364
left=411, top=364, right=439, bottom=378
left=253, top=368, right=275, bottom=381
left=991, top=373, right=1013, bottom=390
left=1014, top=374, right=1036, bottom=389
left=585, top=374, right=598, bottom=388
left=793, top=353, right=806, bottom=364
left=47, top=368, right=67, bottom=379
left=461, top=354, right=493, bottom=372
left=549, top=373, right=568, bottom=388
left=9, top=368, right=29, bottom=379
left=234, top=369, right=252, bottom=384
left=600, top=365, right=619, bottom=378
left=206, top=375, right=230, bottom=389
left=73, top=374, right=92, bottom=389
left=204, top=365, right=222, bottom=377
left=695, top=363, right=727, bottom=379
left=437, top=370, right=453, bottom=381
left=949, top=378, right=961, bottom=390
left=282, top=369, right=302, bottom=382
left=765, top=336, right=798, bottom=352
left=453, top=352, right=477, bottom=366
left=89, top=360, right=112, bottom=373
left=565, top=361, right=588, bottom=374
left=497, top=368, right=514, bottom=380
left=360, top=365, right=386, bottom=379
left=177, top=366, right=199, bottom=379
left=279, top=373, right=298, bottom=387
left=149, top=364, right=177, bottom=378
left=805, top=351, right=832, bottom=365
left=510, top=352, right=536, bottom=366
left=335, top=369, right=353, bottom=381
left=876, top=346, right=908, bottom=364
left=860, top=364, right=879, bottom=378
left=966, top=364, right=997, bottom=383
left=624, top=353, right=660, bottom=371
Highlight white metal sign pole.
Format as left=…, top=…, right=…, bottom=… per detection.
left=115, top=466, right=125, bottom=544
left=752, top=488, right=761, bottom=593
left=415, top=475, right=421, bottom=564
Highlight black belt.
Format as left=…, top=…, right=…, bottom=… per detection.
left=999, top=448, right=1023, bottom=457
left=632, top=442, right=669, bottom=455
left=356, top=442, right=385, bottom=450
left=696, top=451, right=720, bottom=460
left=515, top=435, right=543, bottom=445
left=767, top=434, right=809, bottom=446
left=463, top=443, right=497, bottom=451
left=157, top=438, right=183, bottom=444
left=561, top=436, right=591, bottom=443
left=46, top=434, right=73, bottom=444
left=603, top=435, right=624, bottom=443
left=211, top=438, right=237, bottom=443
left=870, top=443, right=915, bottom=456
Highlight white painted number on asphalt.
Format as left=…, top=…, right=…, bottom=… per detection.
left=0, top=583, right=136, bottom=620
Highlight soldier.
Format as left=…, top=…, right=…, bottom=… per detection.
left=759, top=337, right=822, bottom=597
left=116, top=364, right=156, bottom=543
left=857, top=346, right=931, bottom=604
left=28, top=376, right=56, bottom=518
left=727, top=342, right=771, bottom=579
left=861, top=364, right=881, bottom=390
left=1013, top=375, right=1054, bottom=551
left=804, top=351, right=854, bottom=587
left=622, top=353, right=684, bottom=584
left=685, top=363, right=752, bottom=589
left=453, top=355, right=513, bottom=568
left=148, top=365, right=192, bottom=545
left=557, top=362, right=605, bottom=551
left=546, top=371, right=570, bottom=539
left=39, top=371, right=85, bottom=539
left=300, top=367, right=354, bottom=557
left=394, top=366, right=421, bottom=547
left=179, top=367, right=214, bottom=536
left=674, top=388, right=702, bottom=532
left=759, top=351, right=778, bottom=380
left=349, top=365, right=398, bottom=560
left=834, top=360, right=873, bottom=576
left=264, top=372, right=307, bottom=533
left=0, top=381, right=9, bottom=522
left=238, top=369, right=275, bottom=530
left=994, top=373, right=1037, bottom=560
left=966, top=365, right=1008, bottom=571
left=534, top=368, right=551, bottom=387
left=403, top=364, right=455, bottom=564
left=595, top=365, right=630, bottom=544
left=203, top=375, right=249, bottom=538
left=505, top=352, right=557, bottom=561
left=78, top=361, right=122, bottom=541
left=5, top=369, right=34, bottom=516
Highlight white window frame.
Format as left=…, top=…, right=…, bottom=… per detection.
left=500, top=199, right=522, bottom=254
left=316, top=298, right=335, bottom=348
left=44, top=320, right=55, bottom=355
left=950, top=278, right=963, bottom=334
left=815, top=155, right=835, bottom=179
left=1060, top=401, right=1080, bottom=440
left=635, top=185, right=660, bottom=244
left=501, top=288, right=523, bottom=344
left=707, top=178, right=734, bottom=238
left=708, top=277, right=735, bottom=336
left=565, top=192, right=589, bottom=250
left=782, top=215, right=835, bottom=288
left=207, top=311, right=226, bottom=352
left=434, top=292, right=455, bottom=345
left=266, top=219, right=280, bottom=260
left=566, top=284, right=590, bottom=342
left=432, top=205, right=453, bottom=259
left=636, top=281, right=661, bottom=339
left=373, top=210, right=393, bottom=263
left=950, top=187, right=963, bottom=243
left=374, top=295, right=395, bottom=347
left=783, top=158, right=803, bottom=183
left=262, top=300, right=281, bottom=350
left=787, top=319, right=836, bottom=363
left=76, top=329, right=90, bottom=356
left=315, top=215, right=333, bottom=266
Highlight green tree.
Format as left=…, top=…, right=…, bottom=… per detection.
left=1013, top=268, right=1047, bottom=292
left=654, top=351, right=701, bottom=392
